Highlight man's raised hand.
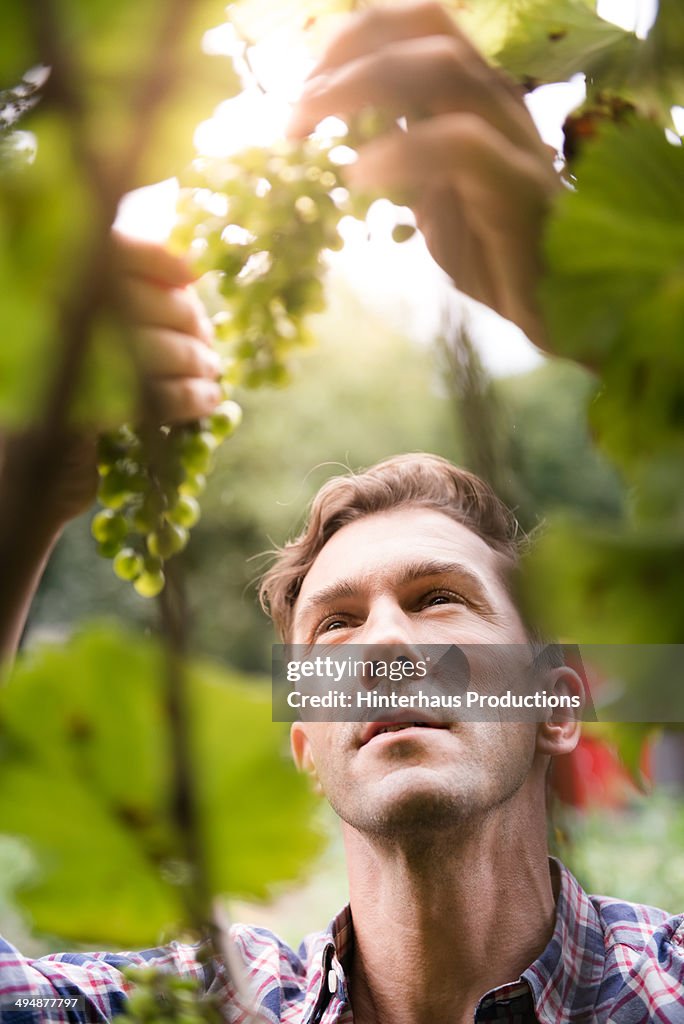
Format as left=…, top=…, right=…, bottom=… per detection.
left=289, top=1, right=559, bottom=349
left=112, top=231, right=222, bottom=427
left=36, top=232, right=223, bottom=530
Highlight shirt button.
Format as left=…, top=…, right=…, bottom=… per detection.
left=327, top=969, right=338, bottom=995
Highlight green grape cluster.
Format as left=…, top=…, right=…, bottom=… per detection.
left=172, top=134, right=372, bottom=389
left=94, top=114, right=412, bottom=594
left=94, top=402, right=242, bottom=597
left=120, top=967, right=223, bottom=1024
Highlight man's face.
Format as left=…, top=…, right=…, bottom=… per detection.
left=290, top=507, right=545, bottom=842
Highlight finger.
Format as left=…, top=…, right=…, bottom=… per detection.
left=121, top=279, right=214, bottom=346
left=308, top=1, right=458, bottom=79
left=290, top=36, right=540, bottom=155
left=136, top=328, right=222, bottom=380
left=147, top=378, right=222, bottom=424
left=420, top=181, right=547, bottom=347
left=112, top=230, right=195, bottom=289
left=346, top=113, right=557, bottom=212
left=414, top=185, right=495, bottom=309
left=347, top=116, right=556, bottom=345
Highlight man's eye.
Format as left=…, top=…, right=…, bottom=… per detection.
left=422, top=591, right=466, bottom=608
left=317, top=617, right=349, bottom=635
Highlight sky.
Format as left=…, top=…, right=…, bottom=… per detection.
left=117, top=0, right=660, bottom=377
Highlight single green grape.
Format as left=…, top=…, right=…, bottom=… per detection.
left=179, top=474, right=207, bottom=498
left=97, top=538, right=124, bottom=559
left=178, top=431, right=217, bottom=475
left=133, top=568, right=166, bottom=598
left=113, top=548, right=144, bottom=582
left=91, top=510, right=128, bottom=545
left=208, top=400, right=242, bottom=440
left=168, top=495, right=201, bottom=529
left=147, top=521, right=189, bottom=559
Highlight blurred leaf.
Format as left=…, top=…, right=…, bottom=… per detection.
left=69, top=317, right=139, bottom=428
left=587, top=282, right=684, bottom=473
left=540, top=118, right=684, bottom=480
left=33, top=1, right=241, bottom=188
left=0, top=3, right=39, bottom=88
left=0, top=625, right=321, bottom=945
left=442, top=0, right=523, bottom=58
left=540, top=118, right=684, bottom=359
left=523, top=520, right=684, bottom=644
left=136, top=54, right=241, bottom=187
left=634, top=0, right=684, bottom=113
left=73, top=0, right=242, bottom=187
left=0, top=113, right=96, bottom=427
left=494, top=0, right=638, bottom=89
left=191, top=659, right=323, bottom=901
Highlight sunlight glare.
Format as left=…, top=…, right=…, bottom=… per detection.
left=597, top=0, right=658, bottom=38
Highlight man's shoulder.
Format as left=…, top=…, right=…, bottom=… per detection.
left=588, top=891, right=684, bottom=1021
left=229, top=919, right=311, bottom=976
left=589, top=890, right=684, bottom=956
left=530, top=863, right=684, bottom=1024
left=0, top=921, right=334, bottom=1023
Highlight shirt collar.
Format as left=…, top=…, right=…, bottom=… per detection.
left=306, top=858, right=605, bottom=1024
left=301, top=905, right=353, bottom=1024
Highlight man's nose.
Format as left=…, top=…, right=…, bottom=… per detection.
left=361, top=599, right=420, bottom=658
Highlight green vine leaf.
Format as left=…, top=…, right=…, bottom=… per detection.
left=634, top=0, right=684, bottom=113
left=540, top=118, right=684, bottom=476
left=0, top=113, right=97, bottom=427
left=493, top=0, right=638, bottom=89
left=0, top=625, right=322, bottom=946
left=543, top=118, right=684, bottom=363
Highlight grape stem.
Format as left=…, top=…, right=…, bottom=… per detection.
left=158, top=562, right=268, bottom=1024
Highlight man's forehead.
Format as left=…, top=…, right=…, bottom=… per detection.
left=293, top=507, right=509, bottom=611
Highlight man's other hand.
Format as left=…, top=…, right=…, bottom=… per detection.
left=2, top=232, right=222, bottom=531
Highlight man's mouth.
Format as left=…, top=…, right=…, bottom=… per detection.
left=360, top=718, right=449, bottom=746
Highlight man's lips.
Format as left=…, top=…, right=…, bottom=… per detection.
left=360, top=716, right=450, bottom=746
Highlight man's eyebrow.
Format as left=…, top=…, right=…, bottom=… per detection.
left=392, top=559, right=487, bottom=592
left=295, top=578, right=362, bottom=622
left=295, top=559, right=491, bottom=624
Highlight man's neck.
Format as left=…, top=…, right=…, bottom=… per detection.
left=344, top=810, right=556, bottom=1024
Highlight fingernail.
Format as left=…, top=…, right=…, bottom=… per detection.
left=199, top=314, right=215, bottom=344
left=203, top=381, right=222, bottom=406
left=201, top=348, right=222, bottom=377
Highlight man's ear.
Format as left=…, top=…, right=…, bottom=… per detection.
left=290, top=723, right=322, bottom=794
left=536, top=666, right=584, bottom=757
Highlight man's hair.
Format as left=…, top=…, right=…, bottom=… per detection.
left=259, top=453, right=525, bottom=642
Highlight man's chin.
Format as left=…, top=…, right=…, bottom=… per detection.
left=336, top=770, right=475, bottom=840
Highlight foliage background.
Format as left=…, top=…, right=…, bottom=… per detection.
left=1, top=0, right=683, bottom=961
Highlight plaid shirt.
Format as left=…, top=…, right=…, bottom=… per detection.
left=0, top=860, right=682, bottom=1023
